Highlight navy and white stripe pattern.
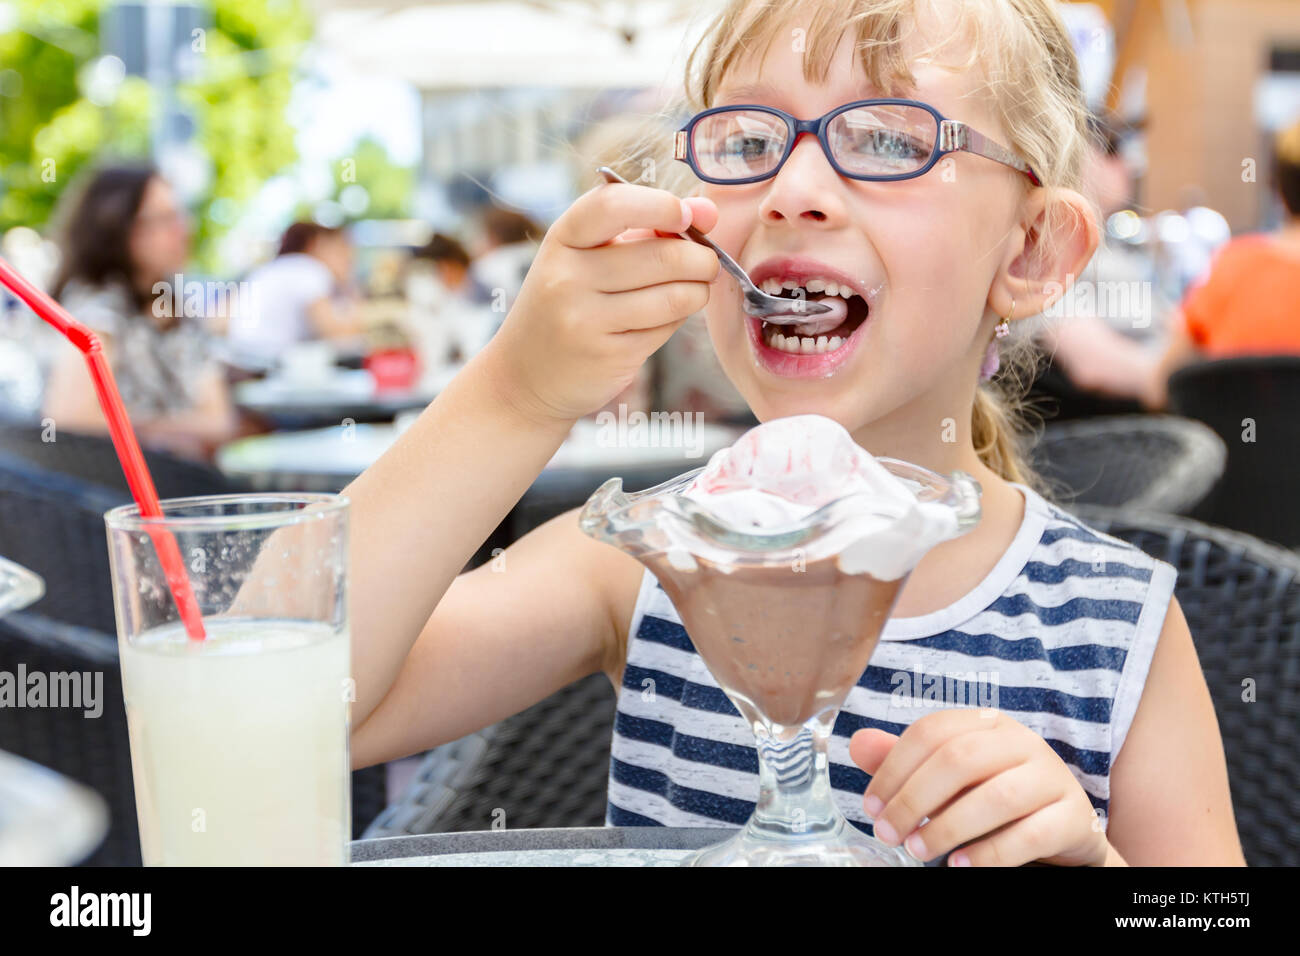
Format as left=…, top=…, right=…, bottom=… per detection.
left=606, top=483, right=1178, bottom=834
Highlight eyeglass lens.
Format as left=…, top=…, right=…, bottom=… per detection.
left=692, top=104, right=939, bottom=181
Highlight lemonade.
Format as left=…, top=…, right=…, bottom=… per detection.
left=119, top=618, right=350, bottom=866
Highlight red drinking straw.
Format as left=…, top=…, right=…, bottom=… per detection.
left=0, top=256, right=207, bottom=640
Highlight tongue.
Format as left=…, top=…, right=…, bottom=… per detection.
left=787, top=295, right=848, bottom=336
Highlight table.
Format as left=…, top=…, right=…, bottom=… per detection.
left=216, top=416, right=742, bottom=494
left=232, top=365, right=459, bottom=429
left=350, top=826, right=737, bottom=866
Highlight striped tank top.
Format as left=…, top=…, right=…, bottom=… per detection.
left=606, top=482, right=1178, bottom=837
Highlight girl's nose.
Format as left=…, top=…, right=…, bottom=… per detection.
left=759, top=131, right=846, bottom=226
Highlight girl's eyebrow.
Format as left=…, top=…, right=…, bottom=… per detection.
left=717, top=81, right=778, bottom=102
left=715, top=80, right=885, bottom=109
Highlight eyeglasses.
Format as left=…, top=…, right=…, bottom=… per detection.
left=675, top=98, right=1041, bottom=187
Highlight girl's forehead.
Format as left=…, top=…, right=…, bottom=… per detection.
left=712, top=0, right=989, bottom=112
left=716, top=44, right=989, bottom=126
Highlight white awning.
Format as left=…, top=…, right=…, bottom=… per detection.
left=308, top=0, right=717, bottom=90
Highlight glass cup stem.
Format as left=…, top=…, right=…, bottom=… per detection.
left=746, top=712, right=845, bottom=841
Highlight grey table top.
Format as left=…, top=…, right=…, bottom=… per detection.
left=350, top=826, right=737, bottom=867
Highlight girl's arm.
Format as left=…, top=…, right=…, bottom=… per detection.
left=341, top=350, right=575, bottom=736
left=341, top=180, right=719, bottom=755
left=350, top=501, right=645, bottom=768
left=1103, top=595, right=1246, bottom=865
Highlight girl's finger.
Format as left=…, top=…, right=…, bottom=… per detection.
left=870, top=730, right=1031, bottom=845
left=633, top=197, right=721, bottom=240
left=905, top=761, right=1058, bottom=863
left=583, top=237, right=721, bottom=294
left=946, top=797, right=1078, bottom=868
left=862, top=709, right=1004, bottom=814
left=557, top=182, right=692, bottom=249
left=600, top=279, right=712, bottom=332
left=848, top=728, right=899, bottom=776
left=613, top=311, right=695, bottom=356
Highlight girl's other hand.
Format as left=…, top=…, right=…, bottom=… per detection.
left=482, top=182, right=720, bottom=426
left=850, top=709, right=1114, bottom=867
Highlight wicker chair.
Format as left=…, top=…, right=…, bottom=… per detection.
left=362, top=673, right=615, bottom=837
left=1075, top=505, right=1300, bottom=866
left=0, top=453, right=386, bottom=864
left=1029, top=414, right=1225, bottom=513
left=1167, top=355, right=1300, bottom=548
left=0, top=424, right=250, bottom=500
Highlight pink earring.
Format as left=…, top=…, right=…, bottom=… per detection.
left=995, top=298, right=1014, bottom=339
left=980, top=299, right=1014, bottom=382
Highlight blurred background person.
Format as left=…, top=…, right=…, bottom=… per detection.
left=227, top=221, right=365, bottom=369
left=1143, top=117, right=1300, bottom=410
left=468, top=205, right=542, bottom=325
left=406, top=232, right=498, bottom=380
left=41, top=163, right=238, bottom=461
left=413, top=232, right=492, bottom=308
left=1030, top=113, right=1176, bottom=418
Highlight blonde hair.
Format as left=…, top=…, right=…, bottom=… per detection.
left=600, top=0, right=1095, bottom=492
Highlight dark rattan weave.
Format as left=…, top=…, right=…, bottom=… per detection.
left=363, top=673, right=615, bottom=837
left=1029, top=415, right=1225, bottom=513
left=1076, top=505, right=1300, bottom=866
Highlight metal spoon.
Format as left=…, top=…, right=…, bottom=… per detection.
left=596, top=166, right=831, bottom=323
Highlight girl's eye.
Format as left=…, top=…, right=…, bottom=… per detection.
left=852, top=129, right=928, bottom=161
left=724, top=134, right=779, bottom=161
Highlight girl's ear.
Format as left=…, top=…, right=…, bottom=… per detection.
left=989, top=188, right=1099, bottom=323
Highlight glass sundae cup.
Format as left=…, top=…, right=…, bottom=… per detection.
left=579, top=415, right=982, bottom=866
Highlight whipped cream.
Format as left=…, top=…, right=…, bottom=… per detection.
left=664, top=415, right=967, bottom=579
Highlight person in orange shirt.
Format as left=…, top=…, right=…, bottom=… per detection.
left=1144, top=119, right=1300, bottom=409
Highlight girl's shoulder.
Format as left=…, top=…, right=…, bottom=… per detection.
left=1018, top=484, right=1178, bottom=593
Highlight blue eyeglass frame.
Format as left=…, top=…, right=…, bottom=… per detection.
left=675, top=98, right=1042, bottom=187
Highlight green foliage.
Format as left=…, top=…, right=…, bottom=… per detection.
left=183, top=0, right=313, bottom=268
left=0, top=0, right=313, bottom=268
left=310, top=135, right=415, bottom=222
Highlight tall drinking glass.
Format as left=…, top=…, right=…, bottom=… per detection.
left=105, top=494, right=351, bottom=866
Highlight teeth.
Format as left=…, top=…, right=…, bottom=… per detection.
left=757, top=275, right=861, bottom=299
left=762, top=324, right=851, bottom=355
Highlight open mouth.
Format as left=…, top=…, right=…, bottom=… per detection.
left=756, top=278, right=870, bottom=355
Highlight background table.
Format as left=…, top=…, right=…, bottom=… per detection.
left=217, top=416, right=742, bottom=494
left=350, top=826, right=737, bottom=866
left=233, top=368, right=438, bottom=430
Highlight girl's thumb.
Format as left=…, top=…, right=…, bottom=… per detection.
left=848, top=727, right=900, bottom=774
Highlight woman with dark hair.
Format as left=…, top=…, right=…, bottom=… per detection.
left=227, top=220, right=363, bottom=366
left=42, top=163, right=238, bottom=460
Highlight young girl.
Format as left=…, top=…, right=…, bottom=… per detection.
left=344, top=0, right=1244, bottom=866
